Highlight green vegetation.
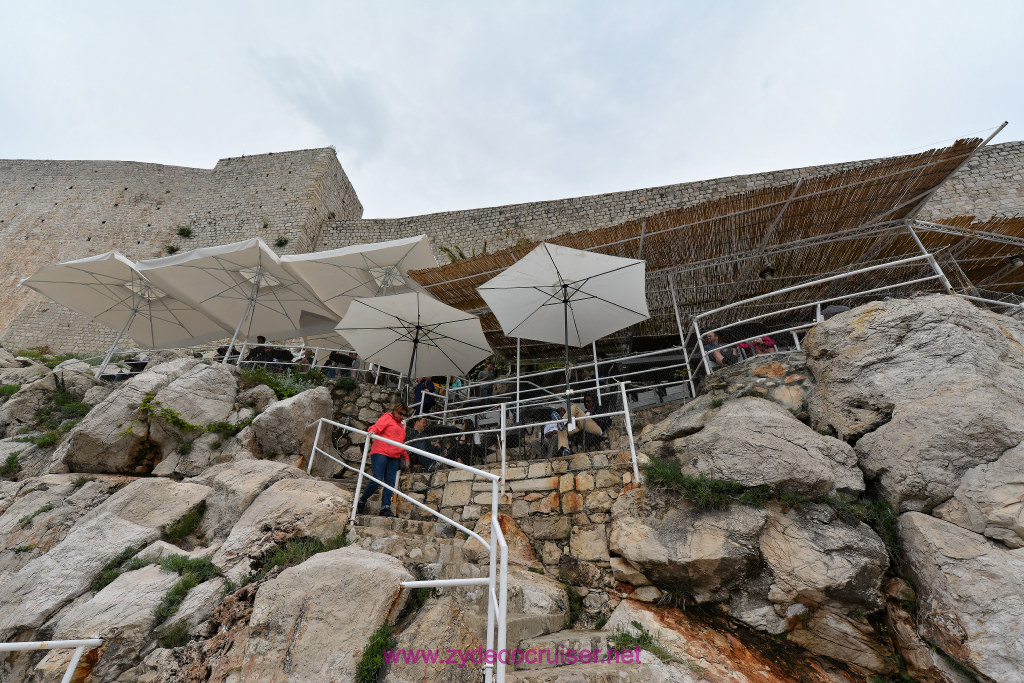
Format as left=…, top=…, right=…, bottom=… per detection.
left=710, top=398, right=724, bottom=408
left=162, top=502, right=206, bottom=544
left=165, top=244, right=180, bottom=255
left=335, top=376, right=358, bottom=390
left=274, top=235, right=289, bottom=248
left=176, top=440, right=194, bottom=455
left=405, top=587, right=430, bottom=614
left=0, top=384, right=20, bottom=400
left=32, top=431, right=59, bottom=448
left=355, top=623, right=395, bottom=683
left=527, top=566, right=545, bottom=575
left=608, top=620, right=680, bottom=663
left=558, top=572, right=583, bottom=628
left=176, top=225, right=193, bottom=238
left=157, top=620, right=193, bottom=649
left=22, top=386, right=94, bottom=448
left=18, top=504, right=53, bottom=528
left=136, top=394, right=201, bottom=432
left=91, top=546, right=146, bottom=591
left=15, top=544, right=36, bottom=553
left=1, top=453, right=20, bottom=478
left=249, top=534, right=349, bottom=582
left=155, top=555, right=222, bottom=621
left=439, top=245, right=467, bottom=263
left=206, top=416, right=254, bottom=438
left=14, top=348, right=103, bottom=369
left=70, top=475, right=96, bottom=490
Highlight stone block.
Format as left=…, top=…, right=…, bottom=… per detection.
left=430, top=471, right=448, bottom=488
left=586, top=490, right=614, bottom=512
left=529, top=492, right=560, bottom=514
left=559, top=473, right=575, bottom=493
left=511, top=499, right=530, bottom=518
left=570, top=453, right=591, bottom=470
left=532, top=516, right=571, bottom=539
left=551, top=460, right=568, bottom=473
left=462, top=505, right=481, bottom=522
left=591, top=453, right=609, bottom=467
left=561, top=492, right=584, bottom=514
left=441, top=481, right=472, bottom=507
left=448, top=469, right=474, bottom=482
left=528, top=462, right=551, bottom=478
left=576, top=472, right=595, bottom=492
left=595, top=470, right=622, bottom=490
left=570, top=524, right=609, bottom=562
left=508, top=476, right=559, bottom=492
left=542, top=542, right=562, bottom=565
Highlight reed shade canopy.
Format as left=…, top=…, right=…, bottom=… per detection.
left=280, top=234, right=437, bottom=317
left=477, top=242, right=649, bottom=418
left=409, top=137, right=1007, bottom=357
left=137, top=238, right=339, bottom=362
left=19, top=250, right=233, bottom=376
left=335, top=292, right=492, bottom=390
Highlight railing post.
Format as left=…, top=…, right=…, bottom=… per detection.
left=307, top=420, right=323, bottom=475
left=485, top=484, right=499, bottom=683
left=669, top=277, right=696, bottom=399
left=592, top=342, right=601, bottom=406
left=350, top=435, right=373, bottom=523
left=620, top=381, right=640, bottom=484
left=815, top=302, right=824, bottom=322
left=791, top=330, right=802, bottom=350
left=60, top=646, right=88, bottom=683
left=499, top=403, right=507, bottom=496
left=693, top=317, right=711, bottom=374
left=515, top=338, right=521, bottom=423
left=443, top=376, right=450, bottom=421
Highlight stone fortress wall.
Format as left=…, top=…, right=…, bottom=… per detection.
left=1, top=141, right=1022, bottom=353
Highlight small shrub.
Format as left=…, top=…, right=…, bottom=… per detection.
left=0, top=384, right=19, bottom=400
left=274, top=235, right=288, bottom=248
left=558, top=572, right=583, bottom=628
left=405, top=587, right=430, bottom=613
left=91, top=545, right=144, bottom=591
left=334, top=376, right=358, bottom=390
left=176, top=440, right=194, bottom=455
left=1, top=453, right=20, bottom=477
left=355, top=623, right=395, bottom=683
left=710, top=398, right=724, bottom=408
left=608, top=620, right=680, bottom=663
left=165, top=244, right=180, bottom=255
left=176, top=225, right=193, bottom=238
left=206, top=417, right=253, bottom=438
left=157, top=620, right=192, bottom=649
left=527, top=566, right=545, bottom=575
left=155, top=555, right=222, bottom=622
left=32, top=431, right=59, bottom=448
left=163, top=502, right=206, bottom=543
left=15, top=544, right=36, bottom=553
left=249, top=534, right=349, bottom=582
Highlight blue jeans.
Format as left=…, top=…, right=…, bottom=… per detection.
left=359, top=453, right=402, bottom=510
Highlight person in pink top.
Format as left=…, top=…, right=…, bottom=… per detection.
left=357, top=402, right=410, bottom=518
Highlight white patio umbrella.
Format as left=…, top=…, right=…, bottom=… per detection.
left=476, top=242, right=649, bottom=418
left=19, top=251, right=233, bottom=376
left=280, top=235, right=437, bottom=317
left=336, top=292, right=492, bottom=391
left=137, top=238, right=339, bottom=363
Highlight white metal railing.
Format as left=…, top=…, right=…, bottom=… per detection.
left=0, top=638, right=102, bottom=683
left=690, top=253, right=949, bottom=374
left=307, top=420, right=509, bottom=683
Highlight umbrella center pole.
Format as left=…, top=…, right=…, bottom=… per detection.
left=403, top=326, right=421, bottom=401
left=96, top=303, right=142, bottom=379
left=563, top=285, right=574, bottom=431
left=223, top=268, right=262, bottom=366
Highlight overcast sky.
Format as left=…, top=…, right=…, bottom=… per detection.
left=2, top=1, right=1020, bottom=217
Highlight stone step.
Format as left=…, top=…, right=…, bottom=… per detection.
left=348, top=525, right=466, bottom=565
left=504, top=661, right=652, bottom=683
left=504, top=613, right=567, bottom=648
left=512, top=630, right=611, bottom=670
left=353, top=513, right=456, bottom=538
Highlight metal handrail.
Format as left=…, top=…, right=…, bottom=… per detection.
left=0, top=638, right=103, bottom=683
left=306, top=418, right=509, bottom=683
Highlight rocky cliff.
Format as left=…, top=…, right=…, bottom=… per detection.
left=0, top=294, right=1022, bottom=682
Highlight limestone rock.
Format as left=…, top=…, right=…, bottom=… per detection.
left=665, top=397, right=864, bottom=496
left=759, top=505, right=888, bottom=610
left=787, top=605, right=895, bottom=675
left=212, top=478, right=352, bottom=579
left=188, top=459, right=306, bottom=541
left=888, top=601, right=977, bottom=683
left=609, top=487, right=768, bottom=602
left=53, top=365, right=101, bottom=401
left=57, top=357, right=200, bottom=474
left=508, top=565, right=569, bottom=619
left=153, top=362, right=238, bottom=428
left=640, top=392, right=719, bottom=444
left=0, top=363, right=52, bottom=387
left=805, top=296, right=1024, bottom=511
left=0, top=372, right=55, bottom=437
left=82, top=384, right=113, bottom=406
left=900, top=511, right=1024, bottom=682
left=0, top=477, right=210, bottom=638
left=38, top=564, right=179, bottom=682
left=934, top=442, right=1024, bottom=548
left=385, top=597, right=486, bottom=683
left=0, top=348, right=20, bottom=368
left=250, top=386, right=333, bottom=464
left=237, top=384, right=277, bottom=412
left=240, top=548, right=411, bottom=681
left=463, top=512, right=541, bottom=568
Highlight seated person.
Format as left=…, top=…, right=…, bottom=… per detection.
left=215, top=345, right=240, bottom=363
left=752, top=336, right=777, bottom=354
left=530, top=417, right=561, bottom=460
left=342, top=352, right=359, bottom=379
left=413, top=377, right=436, bottom=414
left=703, top=332, right=740, bottom=368
left=449, top=419, right=487, bottom=466
left=244, top=336, right=270, bottom=365
left=297, top=348, right=315, bottom=370
left=406, top=416, right=441, bottom=471
left=572, top=395, right=610, bottom=451
left=323, top=358, right=338, bottom=378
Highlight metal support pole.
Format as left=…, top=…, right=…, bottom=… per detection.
left=499, top=403, right=507, bottom=496
left=791, top=330, right=802, bottom=350
left=61, top=646, right=87, bottom=683
left=95, top=306, right=139, bottom=378
left=224, top=268, right=262, bottom=365
left=484, top=485, right=498, bottom=683
left=307, top=420, right=323, bottom=475
left=515, top=337, right=521, bottom=423
left=620, top=381, right=639, bottom=485
left=562, top=288, right=573, bottom=428
left=350, top=435, right=373, bottom=523
left=906, top=223, right=954, bottom=294
left=592, top=342, right=601, bottom=407
left=816, top=303, right=824, bottom=322
left=668, top=276, right=696, bottom=398
left=443, top=376, right=450, bottom=421
left=693, top=318, right=711, bottom=374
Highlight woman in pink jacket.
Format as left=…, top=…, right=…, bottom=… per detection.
left=356, top=403, right=410, bottom=518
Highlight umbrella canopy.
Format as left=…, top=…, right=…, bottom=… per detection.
left=477, top=242, right=649, bottom=418
left=20, top=250, right=232, bottom=362
left=136, top=239, right=339, bottom=353
left=280, top=235, right=437, bottom=317
left=336, top=292, right=492, bottom=383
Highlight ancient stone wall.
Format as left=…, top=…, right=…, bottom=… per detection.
left=2, top=140, right=1022, bottom=353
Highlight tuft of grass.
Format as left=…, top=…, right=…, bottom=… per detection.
left=609, top=620, right=680, bottom=663
left=165, top=244, right=180, bottom=255
left=558, top=572, right=583, bottom=628
left=70, top=475, right=96, bottom=490
left=157, top=620, right=193, bottom=649
left=1, top=453, right=20, bottom=478
left=0, top=384, right=20, bottom=400
left=18, top=504, right=53, bottom=528
left=163, top=502, right=206, bottom=544
left=527, top=566, right=545, bottom=575
left=643, top=459, right=762, bottom=510
left=15, top=544, right=36, bottom=553
left=335, top=376, right=358, bottom=390
left=238, top=367, right=327, bottom=400
left=205, top=417, right=253, bottom=438
left=274, top=235, right=289, bottom=248
left=249, top=534, right=349, bottom=582
left=91, top=545, right=145, bottom=591
left=155, top=555, right=222, bottom=621
left=355, top=623, right=395, bottom=683
left=405, top=587, right=430, bottom=614
left=176, top=225, right=193, bottom=238
left=32, top=431, right=59, bottom=448
left=176, top=440, right=194, bottom=455
left=710, top=398, right=724, bottom=408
